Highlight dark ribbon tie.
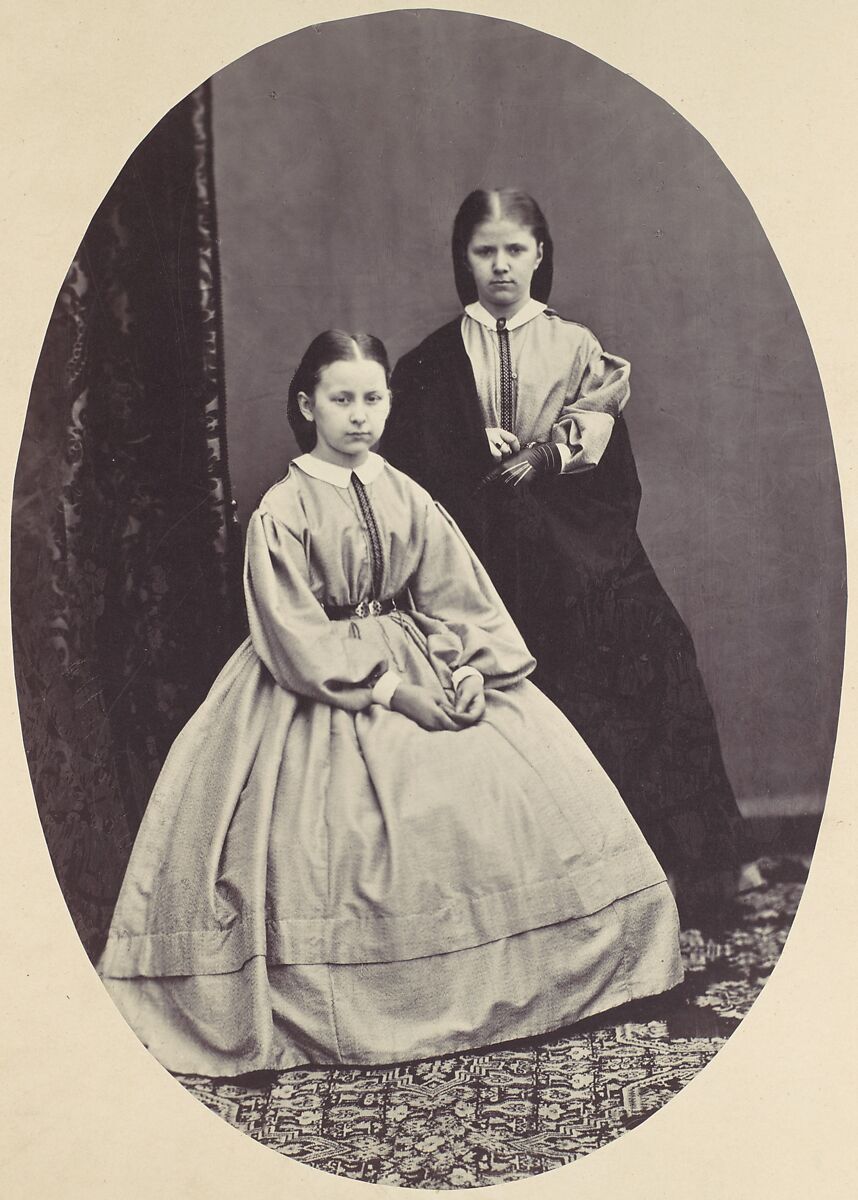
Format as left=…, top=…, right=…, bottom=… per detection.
left=496, top=317, right=515, bottom=432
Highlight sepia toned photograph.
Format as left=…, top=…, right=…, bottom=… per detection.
left=6, top=7, right=848, bottom=1193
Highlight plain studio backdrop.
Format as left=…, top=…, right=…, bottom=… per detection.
left=210, top=10, right=844, bottom=821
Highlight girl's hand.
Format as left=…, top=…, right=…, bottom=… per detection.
left=480, top=441, right=563, bottom=490
left=453, top=674, right=486, bottom=726
left=485, top=427, right=521, bottom=461
left=390, top=683, right=469, bottom=732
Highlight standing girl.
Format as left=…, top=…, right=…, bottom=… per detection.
left=383, top=189, right=758, bottom=923
left=98, top=330, right=681, bottom=1076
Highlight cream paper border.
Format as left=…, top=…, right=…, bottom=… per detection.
left=1, top=2, right=855, bottom=1197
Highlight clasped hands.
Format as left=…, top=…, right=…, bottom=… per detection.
left=390, top=674, right=486, bottom=732
left=480, top=427, right=562, bottom=490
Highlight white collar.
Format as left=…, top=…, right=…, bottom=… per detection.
left=464, top=298, right=546, bottom=332
left=292, top=451, right=386, bottom=489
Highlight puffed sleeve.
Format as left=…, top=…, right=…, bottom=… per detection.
left=551, top=332, right=631, bottom=474
left=244, top=508, right=390, bottom=710
left=409, top=498, right=536, bottom=691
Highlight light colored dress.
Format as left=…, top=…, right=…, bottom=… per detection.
left=98, top=453, right=683, bottom=1076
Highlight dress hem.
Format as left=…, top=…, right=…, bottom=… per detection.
left=99, top=873, right=670, bottom=978
left=132, top=964, right=686, bottom=1078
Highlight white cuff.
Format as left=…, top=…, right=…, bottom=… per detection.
left=556, top=411, right=615, bottom=473
left=451, top=665, right=484, bottom=688
left=371, top=670, right=401, bottom=708
left=556, top=443, right=574, bottom=470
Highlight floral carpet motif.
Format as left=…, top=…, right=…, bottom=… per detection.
left=178, top=856, right=807, bottom=1189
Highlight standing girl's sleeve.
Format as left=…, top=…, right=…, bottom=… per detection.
left=409, top=497, right=536, bottom=691
left=551, top=329, right=631, bottom=474
left=244, top=508, right=391, bottom=710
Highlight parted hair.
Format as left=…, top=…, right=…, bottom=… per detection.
left=451, top=188, right=554, bottom=306
left=287, top=330, right=391, bottom=452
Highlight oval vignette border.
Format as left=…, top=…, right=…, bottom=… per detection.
left=1, top=2, right=858, bottom=1200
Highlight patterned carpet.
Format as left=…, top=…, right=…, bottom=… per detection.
left=178, top=856, right=808, bottom=1189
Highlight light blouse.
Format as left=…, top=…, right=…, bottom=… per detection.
left=461, top=299, right=631, bottom=473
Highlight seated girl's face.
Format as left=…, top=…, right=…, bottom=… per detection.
left=299, top=358, right=391, bottom=466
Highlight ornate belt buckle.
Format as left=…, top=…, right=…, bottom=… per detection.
left=354, top=599, right=369, bottom=618
left=368, top=599, right=383, bottom=617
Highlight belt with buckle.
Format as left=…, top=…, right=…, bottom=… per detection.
left=323, top=588, right=411, bottom=621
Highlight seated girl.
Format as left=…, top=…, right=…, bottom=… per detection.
left=98, top=329, right=682, bottom=1077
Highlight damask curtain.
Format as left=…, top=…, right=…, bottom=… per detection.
left=11, top=82, right=244, bottom=961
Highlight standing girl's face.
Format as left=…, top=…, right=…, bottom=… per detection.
left=298, top=358, right=391, bottom=468
left=466, top=217, right=544, bottom=318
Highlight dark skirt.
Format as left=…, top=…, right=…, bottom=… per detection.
left=486, top=500, right=749, bottom=881
left=383, top=320, right=755, bottom=919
